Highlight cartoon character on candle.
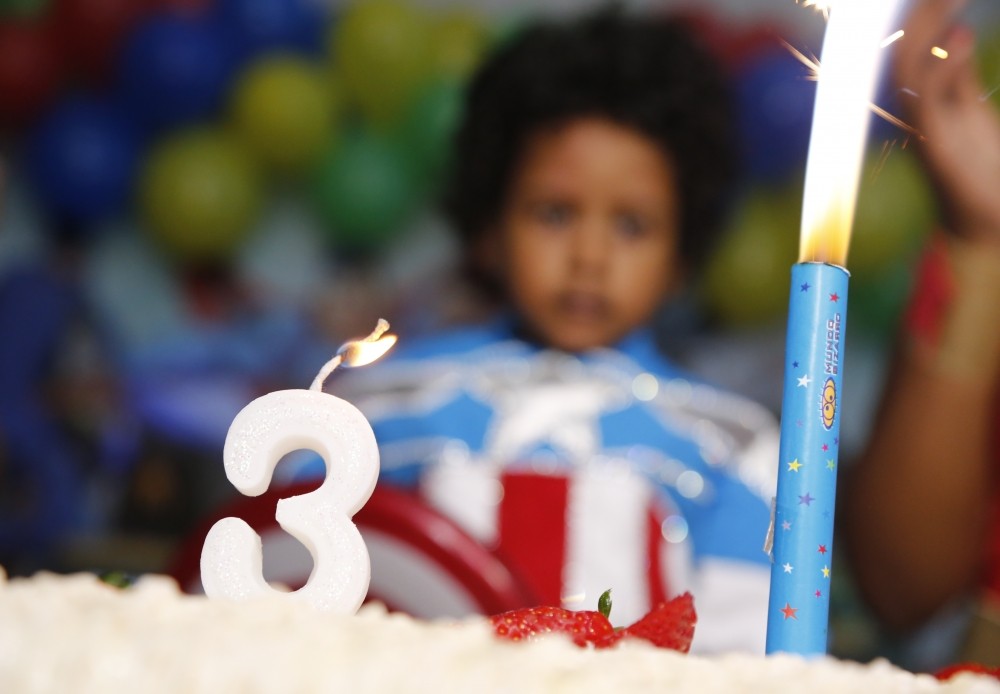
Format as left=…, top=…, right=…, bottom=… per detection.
left=200, top=321, right=395, bottom=614
left=327, top=11, right=781, bottom=654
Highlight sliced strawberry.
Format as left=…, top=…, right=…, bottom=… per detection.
left=490, top=604, right=616, bottom=647
left=618, top=591, right=696, bottom=652
left=934, top=662, right=1000, bottom=681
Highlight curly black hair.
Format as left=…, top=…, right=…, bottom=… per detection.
left=442, top=9, right=738, bottom=294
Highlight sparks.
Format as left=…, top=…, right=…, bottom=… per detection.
left=880, top=29, right=904, bottom=48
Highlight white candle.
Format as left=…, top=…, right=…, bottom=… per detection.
left=200, top=320, right=396, bottom=613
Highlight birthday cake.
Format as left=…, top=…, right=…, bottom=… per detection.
left=1, top=568, right=997, bottom=693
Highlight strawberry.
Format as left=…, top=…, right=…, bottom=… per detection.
left=602, top=592, right=696, bottom=653
left=934, top=662, right=1000, bottom=681
left=489, top=602, right=616, bottom=647
left=490, top=590, right=697, bottom=653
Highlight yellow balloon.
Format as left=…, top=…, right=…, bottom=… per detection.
left=701, top=186, right=801, bottom=327
left=427, top=10, right=489, bottom=81
left=332, top=0, right=432, bottom=127
left=231, top=56, right=338, bottom=176
left=140, top=128, right=261, bottom=263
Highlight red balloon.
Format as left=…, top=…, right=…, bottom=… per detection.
left=0, top=21, right=61, bottom=128
left=52, top=0, right=154, bottom=84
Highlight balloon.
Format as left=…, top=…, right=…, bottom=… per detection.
left=976, top=28, right=1000, bottom=110
left=230, top=56, right=338, bottom=176
left=52, top=0, right=152, bottom=85
left=735, top=50, right=816, bottom=183
left=849, top=258, right=914, bottom=343
left=333, top=0, right=432, bottom=126
left=311, top=129, right=415, bottom=252
left=427, top=10, right=489, bottom=81
left=214, top=0, right=326, bottom=59
left=26, top=96, right=141, bottom=226
left=396, top=78, right=464, bottom=189
left=0, top=21, right=61, bottom=128
left=119, top=12, right=239, bottom=131
left=700, top=185, right=801, bottom=327
left=140, top=128, right=262, bottom=263
left=849, top=148, right=935, bottom=276
left=0, top=0, right=50, bottom=19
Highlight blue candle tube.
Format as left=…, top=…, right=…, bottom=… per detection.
left=765, top=261, right=849, bottom=656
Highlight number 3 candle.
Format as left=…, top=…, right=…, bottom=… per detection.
left=200, top=320, right=396, bottom=613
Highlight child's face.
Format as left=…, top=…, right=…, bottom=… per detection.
left=492, top=118, right=680, bottom=352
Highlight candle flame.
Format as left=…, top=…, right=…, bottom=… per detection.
left=798, top=0, right=906, bottom=266
left=338, top=319, right=397, bottom=367
left=310, top=319, right=397, bottom=392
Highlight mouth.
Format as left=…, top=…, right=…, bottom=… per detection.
left=555, top=291, right=610, bottom=321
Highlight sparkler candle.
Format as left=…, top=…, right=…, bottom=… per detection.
left=765, top=0, right=904, bottom=655
left=201, top=320, right=396, bottom=614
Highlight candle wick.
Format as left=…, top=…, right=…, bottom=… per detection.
left=310, top=354, right=344, bottom=392
left=310, top=319, right=394, bottom=392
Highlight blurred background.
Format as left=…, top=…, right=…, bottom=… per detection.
left=2, top=0, right=1000, bottom=667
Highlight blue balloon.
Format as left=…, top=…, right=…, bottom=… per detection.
left=213, top=0, right=327, bottom=60
left=736, top=50, right=816, bottom=183
left=118, top=12, right=239, bottom=131
left=26, top=96, right=141, bottom=225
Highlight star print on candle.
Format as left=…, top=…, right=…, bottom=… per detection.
left=780, top=603, right=798, bottom=620
left=829, top=293, right=840, bottom=302
left=818, top=545, right=827, bottom=555
left=799, top=492, right=815, bottom=506
left=783, top=563, right=794, bottom=574
left=801, top=283, right=811, bottom=292
left=821, top=443, right=829, bottom=452
left=815, top=590, right=822, bottom=598
left=792, top=361, right=799, bottom=368
left=834, top=437, right=839, bottom=445
left=781, top=520, right=792, bottom=531
left=787, top=458, right=802, bottom=472
left=821, top=566, right=831, bottom=578
left=798, top=375, right=812, bottom=387
left=826, top=459, right=836, bottom=471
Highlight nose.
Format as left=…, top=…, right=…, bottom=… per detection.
left=568, top=217, right=609, bottom=277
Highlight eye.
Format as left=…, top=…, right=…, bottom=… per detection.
left=533, top=201, right=573, bottom=228
left=614, top=211, right=648, bottom=239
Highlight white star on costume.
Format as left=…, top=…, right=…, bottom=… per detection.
left=478, top=353, right=629, bottom=464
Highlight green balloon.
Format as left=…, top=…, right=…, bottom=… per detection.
left=396, top=79, right=464, bottom=191
left=976, top=28, right=1000, bottom=110
left=849, top=258, right=916, bottom=343
left=0, top=0, right=50, bottom=18
left=849, top=148, right=935, bottom=277
left=312, top=129, right=416, bottom=252
left=700, top=184, right=801, bottom=327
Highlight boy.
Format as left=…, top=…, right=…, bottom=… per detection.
left=335, top=11, right=779, bottom=654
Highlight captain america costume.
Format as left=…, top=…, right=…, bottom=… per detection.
left=328, top=317, right=780, bottom=653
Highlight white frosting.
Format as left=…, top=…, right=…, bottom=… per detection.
left=0, top=571, right=997, bottom=694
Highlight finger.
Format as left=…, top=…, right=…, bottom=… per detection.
left=938, top=25, right=985, bottom=103
left=919, top=23, right=977, bottom=103
left=894, top=0, right=967, bottom=93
